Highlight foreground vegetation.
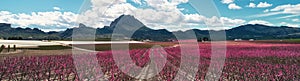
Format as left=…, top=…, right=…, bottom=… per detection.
left=253, top=39, right=300, bottom=44
left=0, top=42, right=299, bottom=80
left=24, top=45, right=72, bottom=50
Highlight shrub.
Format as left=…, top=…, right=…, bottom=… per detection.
left=0, top=45, right=5, bottom=53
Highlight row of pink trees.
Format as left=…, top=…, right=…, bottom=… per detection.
left=0, top=42, right=299, bottom=80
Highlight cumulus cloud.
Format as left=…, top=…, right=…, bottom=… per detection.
left=270, top=4, right=293, bottom=12
left=270, top=4, right=300, bottom=18
left=247, top=3, right=256, bottom=8
left=248, top=20, right=273, bottom=26
left=228, top=3, right=242, bottom=10
left=220, top=17, right=246, bottom=27
left=183, top=14, right=245, bottom=27
left=53, top=7, right=61, bottom=11
left=77, top=0, right=246, bottom=31
left=270, top=4, right=300, bottom=14
left=0, top=11, right=78, bottom=30
left=0, top=0, right=247, bottom=31
left=247, top=2, right=272, bottom=8
left=221, top=0, right=234, bottom=4
left=221, top=0, right=242, bottom=10
left=256, top=2, right=272, bottom=8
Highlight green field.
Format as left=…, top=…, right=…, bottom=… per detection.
left=253, top=39, right=300, bottom=44
left=19, top=45, right=72, bottom=50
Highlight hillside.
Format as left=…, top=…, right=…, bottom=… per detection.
left=1, top=15, right=300, bottom=41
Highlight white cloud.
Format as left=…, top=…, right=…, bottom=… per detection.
left=183, top=14, right=206, bottom=23
left=286, top=24, right=299, bottom=27
left=276, top=14, right=299, bottom=19
left=247, top=3, right=256, bottom=8
left=257, top=2, right=272, bottom=8
left=132, top=0, right=142, bottom=5
left=280, top=22, right=299, bottom=27
left=271, top=4, right=300, bottom=14
left=77, top=0, right=130, bottom=28
left=0, top=0, right=247, bottom=31
left=270, top=4, right=293, bottom=12
left=77, top=0, right=246, bottom=31
left=251, top=11, right=283, bottom=18
left=263, top=9, right=269, bottom=13
left=170, top=0, right=189, bottom=4
left=255, top=4, right=300, bottom=18
left=220, top=17, right=246, bottom=27
left=248, top=20, right=273, bottom=26
left=221, top=0, right=242, bottom=10
left=221, top=0, right=234, bottom=4
left=228, top=3, right=242, bottom=10
left=248, top=2, right=272, bottom=8
left=292, top=19, right=300, bottom=22
left=183, top=14, right=245, bottom=27
left=0, top=11, right=78, bottom=30
left=53, top=7, right=61, bottom=11
left=144, top=0, right=188, bottom=11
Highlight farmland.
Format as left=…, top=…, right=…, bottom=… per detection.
left=0, top=40, right=176, bottom=56
left=0, top=41, right=299, bottom=80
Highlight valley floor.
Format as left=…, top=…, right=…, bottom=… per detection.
left=0, top=41, right=299, bottom=80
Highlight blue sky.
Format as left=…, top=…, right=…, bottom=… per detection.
left=0, top=0, right=83, bottom=13
left=0, top=0, right=299, bottom=32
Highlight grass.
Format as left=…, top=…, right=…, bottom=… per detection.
left=20, top=45, right=72, bottom=50
left=284, top=39, right=300, bottom=42
left=253, top=39, right=300, bottom=44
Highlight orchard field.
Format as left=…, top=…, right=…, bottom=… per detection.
left=0, top=41, right=299, bottom=81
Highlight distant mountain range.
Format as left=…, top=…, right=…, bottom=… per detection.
left=1, top=15, right=300, bottom=41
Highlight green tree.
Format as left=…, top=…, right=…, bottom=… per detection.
left=13, top=45, right=16, bottom=51
left=197, top=38, right=202, bottom=42
left=7, top=45, right=10, bottom=52
left=0, top=45, right=5, bottom=53
left=203, top=37, right=209, bottom=41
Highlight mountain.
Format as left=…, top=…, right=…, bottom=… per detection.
left=226, top=24, right=300, bottom=40
left=0, top=23, right=61, bottom=40
left=60, top=15, right=176, bottom=41
left=59, top=23, right=98, bottom=40
left=101, top=15, right=176, bottom=41
left=1, top=15, right=300, bottom=41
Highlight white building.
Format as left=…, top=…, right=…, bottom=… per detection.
left=249, top=39, right=254, bottom=41
left=142, top=39, right=151, bottom=42
left=234, top=39, right=242, bottom=41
